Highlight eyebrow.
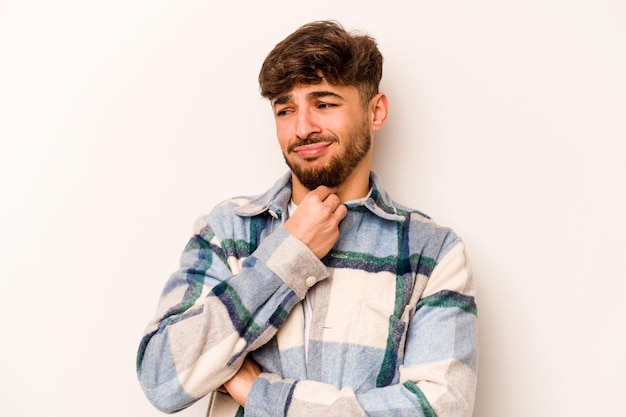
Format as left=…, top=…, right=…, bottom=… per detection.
left=272, top=90, right=346, bottom=107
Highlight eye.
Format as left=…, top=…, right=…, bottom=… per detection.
left=317, top=102, right=336, bottom=110
left=275, top=107, right=292, bottom=117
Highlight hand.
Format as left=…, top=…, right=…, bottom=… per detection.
left=284, top=186, right=348, bottom=259
left=223, top=357, right=262, bottom=407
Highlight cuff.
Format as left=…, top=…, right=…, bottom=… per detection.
left=246, top=373, right=296, bottom=417
left=254, top=226, right=330, bottom=299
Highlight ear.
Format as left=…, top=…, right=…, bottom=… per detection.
left=370, top=93, right=389, bottom=131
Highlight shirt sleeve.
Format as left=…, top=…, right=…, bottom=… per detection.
left=244, top=239, right=477, bottom=417
left=136, top=211, right=329, bottom=414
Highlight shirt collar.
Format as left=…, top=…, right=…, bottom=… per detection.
left=233, top=171, right=405, bottom=222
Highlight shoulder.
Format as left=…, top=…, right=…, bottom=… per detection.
left=392, top=199, right=464, bottom=262
left=191, top=173, right=293, bottom=238
left=192, top=194, right=263, bottom=237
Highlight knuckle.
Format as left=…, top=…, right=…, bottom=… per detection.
left=320, top=205, right=333, bottom=217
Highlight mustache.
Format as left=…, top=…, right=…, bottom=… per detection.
left=287, top=136, right=339, bottom=153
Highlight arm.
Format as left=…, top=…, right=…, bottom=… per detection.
left=136, top=187, right=346, bottom=413
left=230, top=239, right=478, bottom=417
left=136, top=222, right=324, bottom=413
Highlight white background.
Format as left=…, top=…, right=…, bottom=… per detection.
left=1, top=1, right=625, bottom=416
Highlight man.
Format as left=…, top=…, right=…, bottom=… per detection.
left=137, top=20, right=477, bottom=417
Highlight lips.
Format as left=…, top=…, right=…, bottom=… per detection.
left=288, top=136, right=338, bottom=159
left=292, top=142, right=333, bottom=158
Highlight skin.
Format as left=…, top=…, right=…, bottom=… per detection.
left=223, top=80, right=389, bottom=407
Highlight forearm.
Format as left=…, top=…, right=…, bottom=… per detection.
left=244, top=373, right=474, bottom=417
left=137, top=226, right=328, bottom=413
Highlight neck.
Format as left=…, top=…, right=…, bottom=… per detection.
left=334, top=164, right=371, bottom=203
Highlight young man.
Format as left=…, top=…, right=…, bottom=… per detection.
left=137, top=20, right=477, bottom=417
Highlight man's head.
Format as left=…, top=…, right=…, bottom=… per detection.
left=259, top=20, right=383, bottom=108
left=259, top=21, right=388, bottom=200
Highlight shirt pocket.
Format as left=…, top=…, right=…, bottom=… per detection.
left=344, top=301, right=413, bottom=389
left=352, top=302, right=413, bottom=348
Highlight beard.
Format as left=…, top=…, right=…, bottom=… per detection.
left=283, top=117, right=372, bottom=191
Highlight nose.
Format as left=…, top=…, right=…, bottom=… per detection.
left=295, top=107, right=321, bottom=140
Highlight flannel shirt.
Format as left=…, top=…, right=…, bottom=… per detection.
left=137, top=171, right=478, bottom=416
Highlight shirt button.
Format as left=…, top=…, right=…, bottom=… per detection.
left=305, top=276, right=317, bottom=288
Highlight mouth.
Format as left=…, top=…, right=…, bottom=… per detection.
left=292, top=142, right=333, bottom=158
left=288, top=136, right=338, bottom=159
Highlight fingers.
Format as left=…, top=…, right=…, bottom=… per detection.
left=333, top=201, right=348, bottom=220
left=222, top=357, right=262, bottom=407
left=322, top=192, right=341, bottom=211
left=306, top=185, right=337, bottom=203
left=284, top=186, right=347, bottom=259
left=305, top=186, right=342, bottom=211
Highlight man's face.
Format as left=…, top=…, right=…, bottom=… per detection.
left=272, top=80, right=372, bottom=191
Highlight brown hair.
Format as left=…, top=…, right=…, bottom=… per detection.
left=258, top=20, right=383, bottom=106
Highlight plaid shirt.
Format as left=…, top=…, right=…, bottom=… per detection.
left=137, top=171, right=477, bottom=417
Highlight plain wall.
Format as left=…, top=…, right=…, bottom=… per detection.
left=1, top=1, right=625, bottom=416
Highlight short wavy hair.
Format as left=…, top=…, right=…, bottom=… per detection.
left=259, top=20, right=383, bottom=106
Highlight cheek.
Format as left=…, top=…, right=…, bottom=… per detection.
left=324, top=112, right=359, bottom=135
